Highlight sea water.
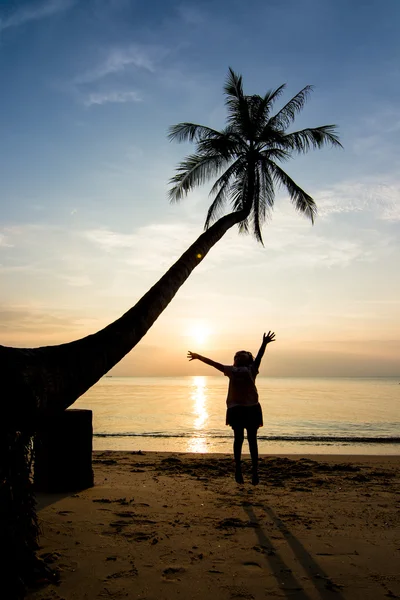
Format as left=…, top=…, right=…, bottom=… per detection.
left=75, top=376, right=400, bottom=454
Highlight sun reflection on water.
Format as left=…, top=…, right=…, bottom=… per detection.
left=187, top=376, right=209, bottom=453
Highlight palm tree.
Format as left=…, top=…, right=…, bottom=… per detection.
left=1, top=68, right=341, bottom=596
left=169, top=68, right=341, bottom=243
left=2, top=69, right=341, bottom=426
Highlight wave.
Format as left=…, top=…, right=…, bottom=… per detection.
left=93, top=432, right=400, bottom=444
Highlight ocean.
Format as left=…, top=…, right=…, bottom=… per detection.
left=74, top=376, right=400, bottom=455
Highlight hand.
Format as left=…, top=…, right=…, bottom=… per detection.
left=187, top=351, right=199, bottom=361
left=263, top=331, right=276, bottom=344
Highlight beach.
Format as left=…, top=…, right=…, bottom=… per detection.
left=28, top=451, right=400, bottom=600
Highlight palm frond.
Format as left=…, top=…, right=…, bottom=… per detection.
left=197, top=134, right=241, bottom=161
left=251, top=166, right=276, bottom=244
left=224, top=67, right=244, bottom=102
left=269, top=85, right=313, bottom=131
left=230, top=174, right=247, bottom=213
left=268, top=161, right=317, bottom=223
left=260, top=147, right=291, bottom=162
left=251, top=169, right=264, bottom=244
left=257, top=123, right=287, bottom=148
left=208, top=158, right=244, bottom=199
left=204, top=190, right=229, bottom=230
left=282, top=125, right=343, bottom=153
left=247, top=95, right=263, bottom=131
left=224, top=68, right=251, bottom=137
left=252, top=84, right=287, bottom=130
left=259, top=164, right=276, bottom=211
left=238, top=215, right=250, bottom=235
left=220, top=126, right=249, bottom=152
left=168, top=153, right=228, bottom=202
left=204, top=159, right=244, bottom=228
left=168, top=122, right=223, bottom=143
left=264, top=84, right=286, bottom=107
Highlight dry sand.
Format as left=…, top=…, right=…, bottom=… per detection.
left=27, top=452, right=400, bottom=600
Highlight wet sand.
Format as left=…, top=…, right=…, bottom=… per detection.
left=28, top=452, right=400, bottom=599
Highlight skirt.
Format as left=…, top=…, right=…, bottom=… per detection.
left=226, top=403, right=263, bottom=430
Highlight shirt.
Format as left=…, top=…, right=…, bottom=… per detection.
left=223, top=365, right=259, bottom=408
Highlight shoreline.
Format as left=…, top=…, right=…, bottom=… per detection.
left=29, top=451, right=400, bottom=599
left=91, top=448, right=400, bottom=457
left=92, top=438, right=400, bottom=455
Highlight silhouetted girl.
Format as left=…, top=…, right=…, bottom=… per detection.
left=187, top=331, right=275, bottom=485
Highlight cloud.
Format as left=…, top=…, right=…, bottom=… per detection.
left=82, top=90, right=142, bottom=107
left=204, top=224, right=371, bottom=271
left=75, top=45, right=161, bottom=85
left=82, top=222, right=197, bottom=271
left=0, top=233, right=13, bottom=248
left=0, top=224, right=98, bottom=291
left=0, top=0, right=75, bottom=32
left=80, top=215, right=367, bottom=282
left=316, top=179, right=400, bottom=222
left=69, top=43, right=167, bottom=107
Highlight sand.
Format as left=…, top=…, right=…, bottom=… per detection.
left=27, top=452, right=400, bottom=600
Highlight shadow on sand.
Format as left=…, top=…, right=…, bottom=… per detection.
left=36, top=490, right=80, bottom=511
left=242, top=501, right=345, bottom=600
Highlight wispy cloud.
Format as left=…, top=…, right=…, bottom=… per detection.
left=316, top=179, right=400, bottom=222
left=82, top=222, right=195, bottom=271
left=70, top=43, right=167, bottom=107
left=0, top=233, right=13, bottom=247
left=75, top=45, right=161, bottom=85
left=81, top=216, right=374, bottom=277
left=82, top=90, right=142, bottom=107
left=201, top=224, right=373, bottom=271
left=0, top=0, right=75, bottom=32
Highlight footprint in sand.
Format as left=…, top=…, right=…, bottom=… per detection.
left=121, top=530, right=158, bottom=542
left=242, top=561, right=263, bottom=572
left=109, top=520, right=130, bottom=528
left=162, top=567, right=186, bottom=582
left=105, top=566, right=138, bottom=580
left=113, top=511, right=136, bottom=518
left=93, top=497, right=134, bottom=505
left=253, top=544, right=275, bottom=556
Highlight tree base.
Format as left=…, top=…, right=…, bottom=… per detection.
left=0, top=430, right=40, bottom=599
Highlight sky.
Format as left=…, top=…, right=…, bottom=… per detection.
left=0, top=0, right=399, bottom=377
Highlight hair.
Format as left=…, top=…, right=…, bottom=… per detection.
left=234, top=350, right=254, bottom=365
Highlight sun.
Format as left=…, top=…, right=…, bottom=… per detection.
left=187, top=321, right=212, bottom=346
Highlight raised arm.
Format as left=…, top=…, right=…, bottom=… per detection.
left=253, top=331, right=276, bottom=370
left=187, top=351, right=225, bottom=373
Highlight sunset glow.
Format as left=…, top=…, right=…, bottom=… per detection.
left=187, top=322, right=212, bottom=347
left=0, top=1, right=399, bottom=377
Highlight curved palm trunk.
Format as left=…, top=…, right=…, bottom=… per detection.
left=2, top=208, right=248, bottom=428
left=1, top=208, right=248, bottom=595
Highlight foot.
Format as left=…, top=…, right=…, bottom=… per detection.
left=251, top=471, right=259, bottom=486
left=235, top=466, right=244, bottom=484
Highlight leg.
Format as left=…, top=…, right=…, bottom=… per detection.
left=233, top=427, right=245, bottom=484
left=246, top=427, right=259, bottom=485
